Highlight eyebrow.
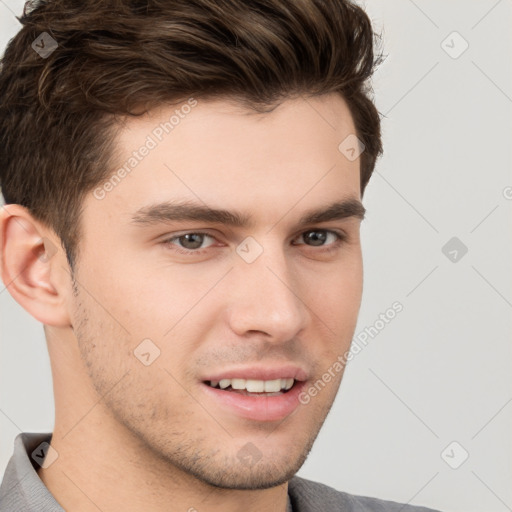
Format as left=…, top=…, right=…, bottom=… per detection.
left=130, top=198, right=365, bottom=228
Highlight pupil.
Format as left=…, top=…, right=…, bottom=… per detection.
left=306, top=230, right=326, bottom=246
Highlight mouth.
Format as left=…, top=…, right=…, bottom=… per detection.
left=200, top=369, right=307, bottom=422
left=204, top=378, right=297, bottom=397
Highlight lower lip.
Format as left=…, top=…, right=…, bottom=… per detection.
left=200, top=381, right=306, bottom=422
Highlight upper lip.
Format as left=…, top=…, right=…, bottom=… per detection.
left=201, top=365, right=309, bottom=383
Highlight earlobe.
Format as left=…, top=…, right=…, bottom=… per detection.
left=0, top=204, right=72, bottom=327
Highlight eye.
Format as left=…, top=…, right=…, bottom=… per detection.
left=293, top=229, right=346, bottom=248
left=163, top=232, right=217, bottom=254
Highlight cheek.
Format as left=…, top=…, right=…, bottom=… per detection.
left=307, top=257, right=362, bottom=315
left=77, top=263, right=195, bottom=342
left=74, top=292, right=192, bottom=416
left=304, top=258, right=362, bottom=357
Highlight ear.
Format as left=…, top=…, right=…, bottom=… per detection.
left=0, top=204, right=72, bottom=327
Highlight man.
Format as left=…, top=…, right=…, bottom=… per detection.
left=0, top=0, right=443, bottom=510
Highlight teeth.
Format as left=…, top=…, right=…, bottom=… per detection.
left=263, top=379, right=281, bottom=392
left=219, top=379, right=231, bottom=389
left=247, top=379, right=265, bottom=392
left=209, top=378, right=295, bottom=392
left=231, top=378, right=246, bottom=390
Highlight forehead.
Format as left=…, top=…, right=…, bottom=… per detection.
left=112, top=92, right=357, bottom=167
left=86, top=93, right=361, bottom=227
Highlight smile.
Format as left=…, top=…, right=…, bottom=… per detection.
left=206, top=378, right=295, bottom=395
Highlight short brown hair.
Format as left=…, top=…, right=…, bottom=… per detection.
left=0, top=0, right=382, bottom=269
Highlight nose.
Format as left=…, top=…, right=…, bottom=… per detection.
left=226, top=241, right=309, bottom=343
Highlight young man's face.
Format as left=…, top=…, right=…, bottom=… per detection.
left=69, top=93, right=363, bottom=489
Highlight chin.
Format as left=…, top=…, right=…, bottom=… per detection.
left=184, top=458, right=305, bottom=490
left=162, top=436, right=316, bottom=491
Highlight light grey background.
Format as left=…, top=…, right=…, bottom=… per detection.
left=1, top=1, right=511, bottom=511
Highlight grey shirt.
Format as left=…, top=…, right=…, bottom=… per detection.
left=0, top=433, right=443, bottom=511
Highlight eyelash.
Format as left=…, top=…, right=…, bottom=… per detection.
left=162, top=229, right=347, bottom=256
